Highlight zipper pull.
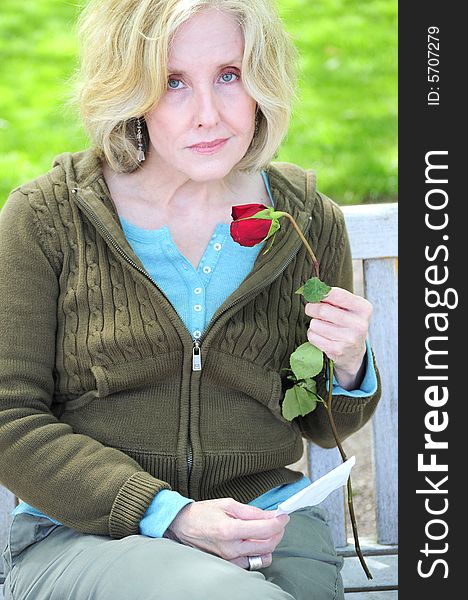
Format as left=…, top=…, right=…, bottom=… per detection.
left=192, top=340, right=202, bottom=371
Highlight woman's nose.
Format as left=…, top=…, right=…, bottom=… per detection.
left=194, top=88, right=221, bottom=128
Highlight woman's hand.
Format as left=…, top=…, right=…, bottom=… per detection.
left=164, top=498, right=290, bottom=569
left=305, top=287, right=372, bottom=390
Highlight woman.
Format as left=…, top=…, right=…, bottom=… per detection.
left=0, top=1, right=380, bottom=598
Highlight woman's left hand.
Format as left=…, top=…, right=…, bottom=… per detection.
left=304, top=287, right=372, bottom=391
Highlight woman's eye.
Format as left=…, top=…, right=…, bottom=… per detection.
left=220, top=72, right=239, bottom=83
left=168, top=78, right=183, bottom=90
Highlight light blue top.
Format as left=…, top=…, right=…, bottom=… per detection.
left=14, top=171, right=377, bottom=537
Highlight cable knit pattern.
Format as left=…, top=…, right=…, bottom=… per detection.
left=0, top=149, right=380, bottom=539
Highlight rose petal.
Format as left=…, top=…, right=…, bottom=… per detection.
left=231, top=203, right=269, bottom=220
left=230, top=218, right=272, bottom=246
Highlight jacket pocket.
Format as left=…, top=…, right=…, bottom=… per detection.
left=62, top=351, right=184, bottom=412
left=58, top=351, right=184, bottom=452
left=203, top=350, right=288, bottom=423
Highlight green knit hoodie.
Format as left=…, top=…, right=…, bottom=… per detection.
left=0, top=149, right=380, bottom=538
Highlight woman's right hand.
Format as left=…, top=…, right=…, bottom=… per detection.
left=164, top=497, right=290, bottom=569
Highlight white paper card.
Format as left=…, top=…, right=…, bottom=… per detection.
left=275, top=456, right=356, bottom=516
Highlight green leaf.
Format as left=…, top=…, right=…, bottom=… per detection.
left=300, top=379, right=325, bottom=404
left=290, top=342, right=323, bottom=379
left=282, top=385, right=318, bottom=421
left=301, top=277, right=331, bottom=303
left=299, top=377, right=318, bottom=394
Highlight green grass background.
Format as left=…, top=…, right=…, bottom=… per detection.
left=0, top=0, right=397, bottom=207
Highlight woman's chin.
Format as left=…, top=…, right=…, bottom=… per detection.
left=149, top=146, right=247, bottom=182
left=181, top=160, right=240, bottom=183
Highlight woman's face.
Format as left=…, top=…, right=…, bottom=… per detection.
left=144, top=8, right=257, bottom=182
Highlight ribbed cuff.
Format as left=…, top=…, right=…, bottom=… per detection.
left=109, top=471, right=171, bottom=539
left=324, top=347, right=379, bottom=415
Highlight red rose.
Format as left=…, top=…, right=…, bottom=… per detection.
left=230, top=203, right=273, bottom=247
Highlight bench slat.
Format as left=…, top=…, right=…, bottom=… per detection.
left=363, top=258, right=398, bottom=546
left=341, top=204, right=397, bottom=260
left=342, top=554, right=398, bottom=592
left=345, top=592, right=398, bottom=600
left=308, top=445, right=346, bottom=547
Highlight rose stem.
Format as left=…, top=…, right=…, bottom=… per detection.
left=327, top=359, right=373, bottom=580
left=283, top=211, right=372, bottom=579
left=280, top=213, right=320, bottom=277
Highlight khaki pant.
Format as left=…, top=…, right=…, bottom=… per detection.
left=2, top=507, right=344, bottom=600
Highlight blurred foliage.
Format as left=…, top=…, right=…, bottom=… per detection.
left=0, top=0, right=397, bottom=207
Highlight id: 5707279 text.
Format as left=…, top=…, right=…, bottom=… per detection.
left=427, top=26, right=440, bottom=106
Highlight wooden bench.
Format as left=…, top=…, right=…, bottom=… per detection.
left=0, top=202, right=398, bottom=599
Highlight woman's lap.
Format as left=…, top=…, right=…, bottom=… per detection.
left=2, top=507, right=343, bottom=600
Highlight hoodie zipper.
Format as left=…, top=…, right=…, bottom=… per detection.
left=71, top=188, right=311, bottom=489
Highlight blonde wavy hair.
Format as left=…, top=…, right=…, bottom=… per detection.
left=74, top=0, right=299, bottom=172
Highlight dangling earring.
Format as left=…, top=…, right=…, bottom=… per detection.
left=136, top=117, right=145, bottom=162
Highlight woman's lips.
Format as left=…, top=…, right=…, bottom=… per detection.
left=188, top=138, right=229, bottom=154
